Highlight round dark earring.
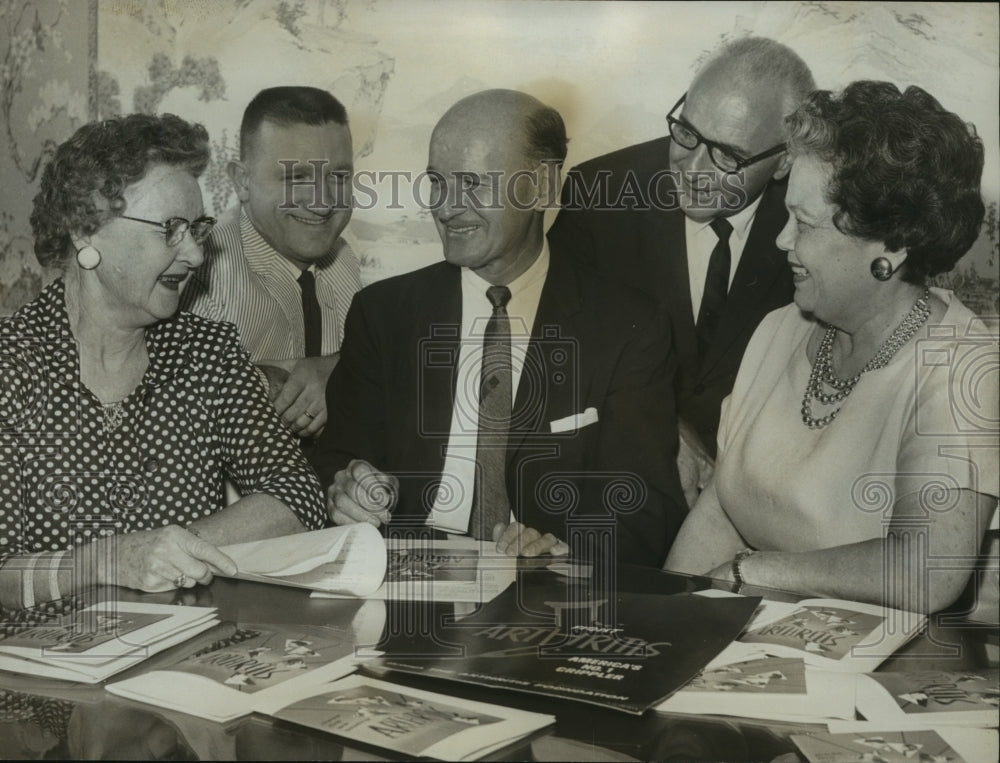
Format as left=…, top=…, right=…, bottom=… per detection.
left=870, top=257, right=894, bottom=281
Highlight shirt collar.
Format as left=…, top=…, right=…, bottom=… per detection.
left=12, top=279, right=78, bottom=391
left=461, top=238, right=550, bottom=299
left=239, top=209, right=322, bottom=280
left=689, top=192, right=764, bottom=240
left=18, top=279, right=191, bottom=392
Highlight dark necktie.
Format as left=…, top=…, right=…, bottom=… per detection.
left=469, top=285, right=513, bottom=540
left=298, top=269, right=322, bottom=357
left=696, top=217, right=733, bottom=356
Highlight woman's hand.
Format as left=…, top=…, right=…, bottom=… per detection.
left=84, top=526, right=237, bottom=592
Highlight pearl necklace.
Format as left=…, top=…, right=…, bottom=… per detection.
left=801, top=289, right=931, bottom=429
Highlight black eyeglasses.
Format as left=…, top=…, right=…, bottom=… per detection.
left=119, top=215, right=217, bottom=247
left=666, top=93, right=787, bottom=174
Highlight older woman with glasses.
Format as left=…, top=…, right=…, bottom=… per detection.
left=0, top=114, right=326, bottom=609
left=666, top=81, right=998, bottom=614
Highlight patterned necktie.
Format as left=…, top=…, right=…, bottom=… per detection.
left=469, top=285, right=513, bottom=540
left=696, top=217, right=733, bottom=357
left=298, top=269, right=322, bottom=357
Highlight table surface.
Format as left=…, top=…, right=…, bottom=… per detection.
left=1, top=565, right=996, bottom=761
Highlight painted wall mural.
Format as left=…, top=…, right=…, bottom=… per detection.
left=1, top=0, right=92, bottom=311
left=1, top=0, right=997, bottom=316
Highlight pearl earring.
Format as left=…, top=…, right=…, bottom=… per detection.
left=870, top=257, right=894, bottom=281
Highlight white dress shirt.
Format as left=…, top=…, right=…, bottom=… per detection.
left=685, top=194, right=764, bottom=321
left=427, top=243, right=550, bottom=534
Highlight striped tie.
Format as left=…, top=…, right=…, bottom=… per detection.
left=469, top=285, right=513, bottom=540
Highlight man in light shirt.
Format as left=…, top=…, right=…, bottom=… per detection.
left=313, top=90, right=686, bottom=567
left=183, top=87, right=361, bottom=442
left=548, top=38, right=815, bottom=503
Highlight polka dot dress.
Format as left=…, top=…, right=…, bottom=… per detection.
left=0, top=689, right=74, bottom=740
left=0, top=280, right=326, bottom=565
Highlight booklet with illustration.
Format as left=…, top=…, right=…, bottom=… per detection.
left=733, top=597, right=926, bottom=673
left=0, top=601, right=218, bottom=683
left=312, top=536, right=553, bottom=603
left=827, top=670, right=1000, bottom=732
left=790, top=728, right=998, bottom=763
left=220, top=527, right=538, bottom=603
left=372, top=571, right=761, bottom=715
left=107, top=622, right=368, bottom=722
left=271, top=675, right=554, bottom=761
left=654, top=654, right=856, bottom=723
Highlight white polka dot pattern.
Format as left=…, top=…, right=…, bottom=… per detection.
left=0, top=280, right=326, bottom=565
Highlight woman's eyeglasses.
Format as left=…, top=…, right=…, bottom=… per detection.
left=119, top=215, right=218, bottom=247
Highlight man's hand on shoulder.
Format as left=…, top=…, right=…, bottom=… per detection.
left=327, top=459, right=398, bottom=527
left=257, top=364, right=291, bottom=404
left=272, top=353, right=340, bottom=438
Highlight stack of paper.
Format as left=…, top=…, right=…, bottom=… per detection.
left=313, top=537, right=525, bottom=603
left=831, top=669, right=1000, bottom=732
left=791, top=728, right=998, bottom=763
left=219, top=524, right=387, bottom=596
left=655, top=653, right=856, bottom=723
left=219, top=527, right=579, bottom=604
left=272, top=675, right=555, bottom=760
left=0, top=601, right=218, bottom=683
left=694, top=591, right=926, bottom=673
left=661, top=591, right=938, bottom=726
left=107, top=621, right=371, bottom=722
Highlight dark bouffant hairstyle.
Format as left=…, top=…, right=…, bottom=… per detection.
left=240, top=86, right=348, bottom=160
left=31, top=113, right=210, bottom=269
left=786, top=81, right=985, bottom=284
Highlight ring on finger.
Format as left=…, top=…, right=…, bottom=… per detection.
left=303, top=410, right=316, bottom=419
left=174, top=574, right=188, bottom=588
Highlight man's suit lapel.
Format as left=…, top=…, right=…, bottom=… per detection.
left=646, top=202, right=700, bottom=373
left=507, top=252, right=583, bottom=460
left=415, top=265, right=462, bottom=467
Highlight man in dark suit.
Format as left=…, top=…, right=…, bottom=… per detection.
left=312, top=89, right=686, bottom=568
left=548, top=37, right=815, bottom=501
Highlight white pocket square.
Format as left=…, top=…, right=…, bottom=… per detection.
left=549, top=407, right=599, bottom=433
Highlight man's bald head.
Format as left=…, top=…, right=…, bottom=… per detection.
left=433, top=89, right=568, bottom=169
left=427, top=89, right=566, bottom=285
left=669, top=37, right=815, bottom=221
left=694, top=37, right=815, bottom=135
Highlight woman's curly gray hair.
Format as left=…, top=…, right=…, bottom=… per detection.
left=31, top=113, right=210, bottom=268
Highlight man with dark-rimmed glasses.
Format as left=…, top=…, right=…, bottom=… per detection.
left=549, top=37, right=814, bottom=508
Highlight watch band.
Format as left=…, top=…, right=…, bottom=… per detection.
left=731, top=548, right=756, bottom=593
